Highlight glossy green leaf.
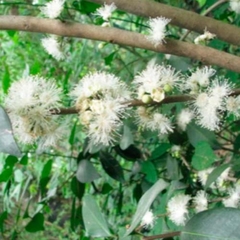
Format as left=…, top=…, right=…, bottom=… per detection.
left=99, top=152, right=124, bottom=182
left=187, top=123, right=220, bottom=149
left=125, top=179, right=169, bottom=236
left=205, top=164, right=230, bottom=189
left=181, top=208, right=240, bottom=240
left=40, top=160, right=53, bottom=194
left=150, top=143, right=171, bottom=160
left=82, top=195, right=111, bottom=237
left=114, top=145, right=142, bottom=161
left=120, top=125, right=134, bottom=150
left=0, top=107, right=21, bottom=157
left=3, top=66, right=10, bottom=93
left=233, top=134, right=240, bottom=152
left=141, top=161, right=158, bottom=183
left=76, top=160, right=100, bottom=183
left=104, top=51, right=117, bottom=66
left=192, top=141, right=216, bottom=170
left=25, top=213, right=44, bottom=232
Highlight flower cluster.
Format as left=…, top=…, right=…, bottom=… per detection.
left=94, top=2, right=117, bottom=27
left=41, top=35, right=64, bottom=60
left=71, top=72, right=130, bottom=146
left=5, top=75, right=64, bottom=147
left=230, top=0, right=240, bottom=14
left=40, top=0, right=65, bottom=19
left=146, top=17, right=171, bottom=47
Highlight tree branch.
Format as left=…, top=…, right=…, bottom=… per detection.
left=51, top=88, right=240, bottom=115
left=89, top=0, right=239, bottom=46
left=0, top=15, right=240, bottom=73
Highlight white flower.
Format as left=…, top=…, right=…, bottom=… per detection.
left=194, top=30, right=216, bottom=45
left=40, top=0, right=65, bottom=19
left=186, top=67, right=216, bottom=92
left=148, top=113, right=173, bottom=135
left=95, top=2, right=116, bottom=21
left=167, top=194, right=191, bottom=226
left=41, top=36, right=64, bottom=60
left=134, top=62, right=179, bottom=101
left=177, top=108, right=193, bottom=131
left=222, top=187, right=240, bottom=208
left=193, top=80, right=232, bottom=131
left=193, top=191, right=208, bottom=213
left=198, top=168, right=214, bottom=187
left=5, top=75, right=63, bottom=146
left=71, top=72, right=130, bottom=146
left=230, top=0, right=240, bottom=14
left=146, top=17, right=171, bottom=47
left=226, top=96, right=240, bottom=117
left=141, top=210, right=155, bottom=229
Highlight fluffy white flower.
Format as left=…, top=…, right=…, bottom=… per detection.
left=198, top=168, right=215, bottom=187
left=147, top=113, right=173, bottom=135
left=222, top=187, right=240, bottom=208
left=71, top=72, right=130, bottom=146
left=177, top=108, right=193, bottom=131
left=226, top=96, right=240, bottom=117
left=146, top=17, right=171, bottom=47
left=193, top=80, right=232, bottom=131
left=230, top=0, right=240, bottom=14
left=141, top=210, right=155, bottom=229
left=40, top=0, right=65, bottom=19
left=5, top=75, right=63, bottom=146
left=193, top=191, right=208, bottom=213
left=134, top=62, right=179, bottom=102
left=41, top=36, right=64, bottom=60
left=186, top=67, right=216, bottom=92
left=95, top=2, right=116, bottom=21
left=167, top=194, right=191, bottom=226
left=194, top=30, right=216, bottom=45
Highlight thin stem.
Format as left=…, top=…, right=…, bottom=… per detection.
left=142, top=231, right=181, bottom=240
left=181, top=0, right=228, bottom=41
left=51, top=88, right=240, bottom=115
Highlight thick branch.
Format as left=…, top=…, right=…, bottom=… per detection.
left=0, top=15, right=240, bottom=73
left=52, top=88, right=240, bottom=115
left=89, top=0, right=240, bottom=46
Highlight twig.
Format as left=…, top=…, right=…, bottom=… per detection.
left=142, top=231, right=181, bottom=240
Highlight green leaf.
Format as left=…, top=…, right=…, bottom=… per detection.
left=114, top=145, right=142, bottom=161
left=99, top=152, right=124, bottom=182
left=196, top=0, right=206, bottom=7
left=0, top=211, right=8, bottom=232
left=166, top=155, right=182, bottom=180
left=69, top=121, right=77, bottom=145
left=20, top=155, right=28, bottom=165
left=141, top=161, right=158, bottom=183
left=71, top=177, right=85, bottom=200
left=150, top=143, right=171, bottom=160
left=25, top=213, right=44, bottom=232
left=192, top=141, right=216, bottom=170
left=125, top=179, right=169, bottom=236
left=82, top=195, right=111, bottom=237
left=187, top=123, right=220, bottom=149
left=3, top=66, right=10, bottom=93
left=181, top=208, right=240, bottom=240
left=76, top=160, right=100, bottom=183
left=233, top=134, right=240, bottom=152
left=104, top=51, right=117, bottom=66
left=205, top=164, right=230, bottom=189
left=119, top=125, right=134, bottom=150
left=40, top=160, right=53, bottom=194
left=0, top=107, right=21, bottom=157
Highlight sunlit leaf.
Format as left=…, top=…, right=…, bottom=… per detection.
left=192, top=141, right=216, bottom=170
left=82, top=195, right=111, bottom=237
left=181, top=208, right=240, bottom=239
left=0, top=106, right=21, bottom=157
left=120, top=125, right=134, bottom=150
left=125, top=179, right=169, bottom=236
left=76, top=160, right=100, bottom=183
